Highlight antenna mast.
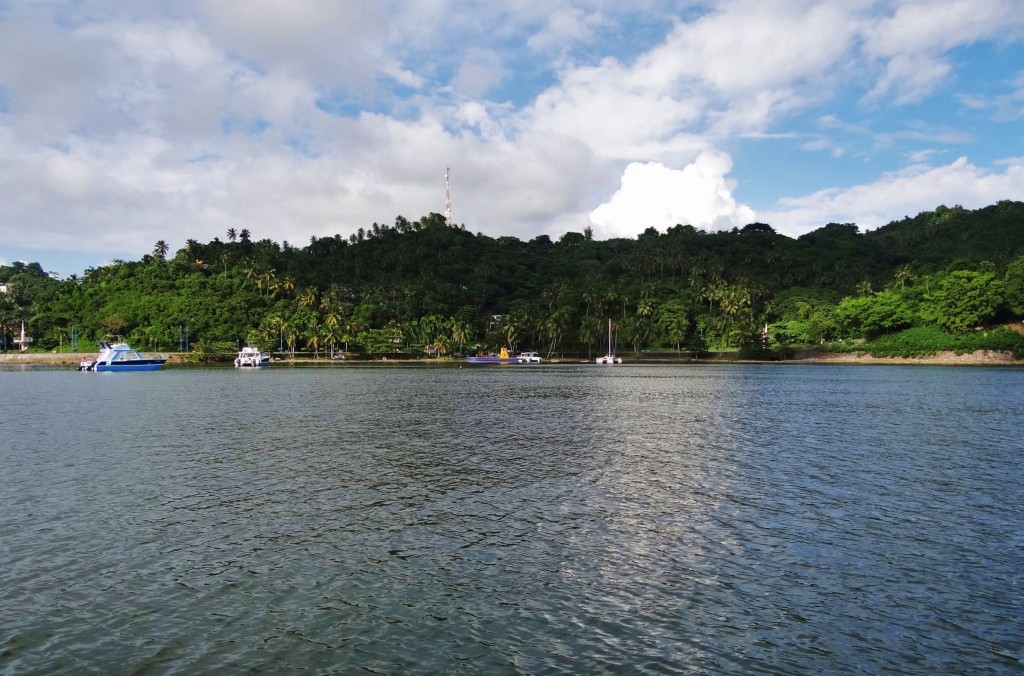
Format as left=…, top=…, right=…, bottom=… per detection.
left=444, top=167, right=452, bottom=226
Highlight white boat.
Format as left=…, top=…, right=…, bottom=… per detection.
left=235, top=344, right=271, bottom=368
left=78, top=341, right=167, bottom=372
left=518, top=351, right=542, bottom=363
left=596, top=319, right=623, bottom=364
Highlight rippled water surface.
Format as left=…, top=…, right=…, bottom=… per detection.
left=2, top=363, right=1022, bottom=674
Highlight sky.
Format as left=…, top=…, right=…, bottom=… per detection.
left=1, top=0, right=1023, bottom=277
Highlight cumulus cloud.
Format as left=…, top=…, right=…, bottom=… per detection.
left=199, top=0, right=405, bottom=93
left=862, top=0, right=1024, bottom=104
left=589, top=152, right=756, bottom=239
left=761, top=156, right=1024, bottom=236
left=651, top=0, right=859, bottom=95
left=450, top=49, right=508, bottom=100
left=1, top=1, right=1023, bottom=273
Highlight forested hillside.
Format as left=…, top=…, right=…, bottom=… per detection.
left=3, top=201, right=1024, bottom=358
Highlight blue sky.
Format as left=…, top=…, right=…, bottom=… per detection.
left=1, top=0, right=1022, bottom=277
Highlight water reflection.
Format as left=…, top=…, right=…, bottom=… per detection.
left=1, top=364, right=1022, bottom=673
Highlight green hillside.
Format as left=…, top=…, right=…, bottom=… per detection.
left=3, top=201, right=1023, bottom=358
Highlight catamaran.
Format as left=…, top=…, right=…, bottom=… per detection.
left=596, top=319, right=623, bottom=364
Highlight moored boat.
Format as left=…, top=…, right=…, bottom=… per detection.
left=466, top=347, right=519, bottom=364
left=235, top=344, right=271, bottom=368
left=78, top=341, right=167, bottom=372
left=596, top=319, right=623, bottom=364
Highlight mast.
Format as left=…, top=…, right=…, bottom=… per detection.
left=14, top=320, right=32, bottom=353
left=444, top=167, right=452, bottom=226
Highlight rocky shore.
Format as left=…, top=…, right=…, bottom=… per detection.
left=3, top=350, right=1021, bottom=366
left=789, top=349, right=1023, bottom=366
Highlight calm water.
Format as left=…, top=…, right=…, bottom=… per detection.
left=1, top=362, right=1022, bottom=674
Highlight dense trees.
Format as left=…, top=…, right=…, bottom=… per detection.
left=3, top=202, right=1024, bottom=358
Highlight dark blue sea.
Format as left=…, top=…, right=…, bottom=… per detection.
left=1, top=362, right=1022, bottom=674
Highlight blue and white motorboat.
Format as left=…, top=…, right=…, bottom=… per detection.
left=78, top=341, right=167, bottom=372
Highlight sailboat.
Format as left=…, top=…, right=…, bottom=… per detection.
left=595, top=318, right=622, bottom=364
left=13, top=321, right=32, bottom=353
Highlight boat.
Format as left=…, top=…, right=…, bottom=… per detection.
left=13, top=321, right=32, bottom=353
left=596, top=319, right=623, bottom=364
left=518, top=351, right=542, bottom=363
left=465, top=346, right=519, bottom=364
left=78, top=341, right=167, bottom=371
left=235, top=343, right=271, bottom=368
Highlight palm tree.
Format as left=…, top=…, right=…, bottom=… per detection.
left=620, top=293, right=632, bottom=319
left=579, top=314, right=600, bottom=357
left=227, top=228, right=238, bottom=242
left=541, top=307, right=571, bottom=356
left=419, top=315, right=442, bottom=347
left=239, top=228, right=251, bottom=244
left=320, top=323, right=342, bottom=357
left=719, top=284, right=751, bottom=318
left=285, top=326, right=299, bottom=356
left=633, top=316, right=653, bottom=353
left=449, top=318, right=470, bottom=355
left=298, top=287, right=318, bottom=308
left=306, top=331, right=322, bottom=358
left=501, top=311, right=528, bottom=352
left=433, top=334, right=450, bottom=357
left=274, top=315, right=289, bottom=352
left=244, top=262, right=261, bottom=288
left=894, top=266, right=913, bottom=290
left=656, top=301, right=689, bottom=355
left=153, top=240, right=169, bottom=260
left=258, top=268, right=277, bottom=296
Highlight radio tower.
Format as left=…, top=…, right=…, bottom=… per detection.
left=444, top=167, right=452, bottom=226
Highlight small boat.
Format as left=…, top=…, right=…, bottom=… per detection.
left=78, top=341, right=167, bottom=372
left=466, top=347, right=519, bottom=364
left=596, top=319, right=623, bottom=364
left=235, top=344, right=271, bottom=367
left=518, top=351, right=542, bottom=363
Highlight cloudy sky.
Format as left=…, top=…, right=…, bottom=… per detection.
left=1, top=0, right=1023, bottom=276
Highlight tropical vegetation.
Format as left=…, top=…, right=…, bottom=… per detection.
left=3, top=201, right=1024, bottom=360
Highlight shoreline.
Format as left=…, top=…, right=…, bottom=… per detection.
left=3, top=350, right=1021, bottom=367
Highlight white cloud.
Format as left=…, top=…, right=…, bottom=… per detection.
left=762, top=156, right=1024, bottom=236
left=525, top=57, right=707, bottom=162
left=199, top=0, right=404, bottom=94
left=589, top=152, right=756, bottom=239
left=862, top=0, right=1024, bottom=103
left=1, top=1, right=1023, bottom=274
left=863, top=0, right=1024, bottom=57
left=959, top=70, right=1024, bottom=121
left=864, top=52, right=951, bottom=105
left=651, top=0, right=860, bottom=95
left=450, top=49, right=508, bottom=100
left=525, top=5, right=606, bottom=54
